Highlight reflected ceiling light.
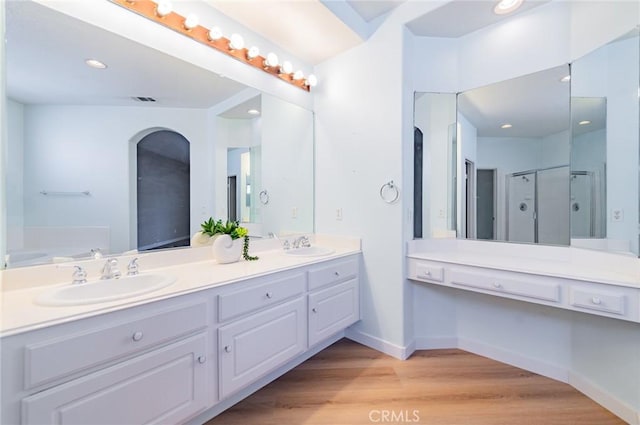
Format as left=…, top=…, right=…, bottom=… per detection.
left=208, top=26, right=222, bottom=41
left=229, top=33, right=244, bottom=50
left=578, top=120, right=591, bottom=125
left=494, top=0, right=523, bottom=15
left=280, top=61, right=293, bottom=75
left=183, top=14, right=199, bottom=30
left=305, top=74, right=318, bottom=88
left=155, top=0, right=172, bottom=17
left=500, top=123, right=513, bottom=129
left=247, top=109, right=260, bottom=115
left=246, top=46, right=260, bottom=60
left=264, top=52, right=279, bottom=68
left=293, top=70, right=304, bottom=81
left=85, top=58, right=107, bottom=69
left=560, top=75, right=571, bottom=82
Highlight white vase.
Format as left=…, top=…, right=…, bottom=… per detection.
left=211, top=234, right=243, bottom=264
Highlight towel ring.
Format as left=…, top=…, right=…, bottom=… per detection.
left=259, top=190, right=269, bottom=205
left=380, top=180, right=399, bottom=204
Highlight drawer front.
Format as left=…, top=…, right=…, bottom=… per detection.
left=308, top=278, right=360, bottom=347
left=24, top=301, right=207, bottom=390
left=219, top=297, right=306, bottom=399
left=570, top=287, right=627, bottom=315
left=22, top=333, right=209, bottom=425
left=412, top=262, right=444, bottom=282
left=308, top=258, right=358, bottom=291
left=449, top=269, right=561, bottom=303
left=218, top=273, right=305, bottom=322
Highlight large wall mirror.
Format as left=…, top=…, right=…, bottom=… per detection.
left=414, top=27, right=639, bottom=256
left=3, top=0, right=314, bottom=268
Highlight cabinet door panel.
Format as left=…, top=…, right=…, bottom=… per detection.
left=21, top=334, right=208, bottom=425
left=309, top=279, right=359, bottom=347
left=219, top=298, right=306, bottom=399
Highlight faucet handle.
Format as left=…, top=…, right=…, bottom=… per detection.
left=300, top=236, right=311, bottom=248
left=72, top=265, right=87, bottom=285
left=127, top=258, right=139, bottom=276
left=283, top=240, right=291, bottom=250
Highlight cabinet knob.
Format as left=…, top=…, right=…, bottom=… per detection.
left=198, top=355, right=207, bottom=364
left=591, top=297, right=602, bottom=305
left=492, top=282, right=502, bottom=289
left=132, top=331, right=144, bottom=342
left=312, top=307, right=317, bottom=313
left=266, top=292, right=273, bottom=299
left=224, top=345, right=232, bottom=353
left=334, top=271, right=340, bottom=277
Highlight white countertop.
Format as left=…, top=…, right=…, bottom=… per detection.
left=407, top=239, right=640, bottom=288
left=0, top=235, right=361, bottom=337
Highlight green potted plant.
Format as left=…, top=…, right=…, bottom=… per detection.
left=200, top=218, right=258, bottom=263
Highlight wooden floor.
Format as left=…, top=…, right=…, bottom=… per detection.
left=205, top=338, right=625, bottom=425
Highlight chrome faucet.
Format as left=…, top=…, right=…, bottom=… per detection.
left=71, top=265, right=88, bottom=285
left=101, top=258, right=121, bottom=280
left=292, top=235, right=311, bottom=249
left=127, top=258, right=139, bottom=276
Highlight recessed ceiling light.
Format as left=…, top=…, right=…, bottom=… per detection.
left=247, top=109, right=260, bottom=115
left=501, top=123, right=513, bottom=129
left=578, top=120, right=591, bottom=125
left=494, top=0, right=524, bottom=15
left=560, top=75, right=571, bottom=83
left=85, top=59, right=107, bottom=69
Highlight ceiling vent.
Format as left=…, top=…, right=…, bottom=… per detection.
left=132, top=96, right=157, bottom=102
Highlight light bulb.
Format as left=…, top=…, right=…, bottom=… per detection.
left=183, top=14, right=199, bottom=30
left=229, top=33, right=244, bottom=50
left=560, top=75, right=571, bottom=83
left=247, top=46, right=260, bottom=60
left=305, top=74, right=318, bottom=87
left=494, top=0, right=523, bottom=15
left=208, top=27, right=223, bottom=41
left=85, top=59, right=107, bottom=69
left=264, top=52, right=278, bottom=68
left=500, top=123, right=512, bottom=129
left=155, top=0, right=172, bottom=17
left=247, top=109, right=260, bottom=115
left=293, top=70, right=304, bottom=81
left=578, top=120, right=591, bottom=125
left=280, top=61, right=293, bottom=75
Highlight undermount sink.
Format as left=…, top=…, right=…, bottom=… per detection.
left=285, top=246, right=335, bottom=257
left=35, top=273, right=176, bottom=307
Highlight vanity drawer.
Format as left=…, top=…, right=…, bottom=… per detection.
left=569, top=286, right=629, bottom=316
left=412, top=262, right=444, bottom=283
left=218, top=273, right=306, bottom=322
left=308, top=259, right=358, bottom=291
left=449, top=268, right=561, bottom=303
left=24, top=300, right=207, bottom=390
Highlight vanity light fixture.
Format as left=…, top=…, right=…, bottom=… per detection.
left=560, top=75, right=571, bottom=83
left=293, top=70, right=304, bottom=81
left=85, top=58, right=107, bottom=69
left=494, top=0, right=523, bottom=15
left=183, top=14, right=199, bottom=30
left=578, top=120, right=591, bottom=125
left=110, top=0, right=313, bottom=91
left=155, top=0, right=172, bottom=17
left=247, top=109, right=260, bottom=115
left=500, top=123, right=513, bottom=129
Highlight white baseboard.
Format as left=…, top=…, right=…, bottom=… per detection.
left=345, top=328, right=413, bottom=360
left=414, top=336, right=458, bottom=350
left=569, top=371, right=639, bottom=425
left=457, top=337, right=569, bottom=383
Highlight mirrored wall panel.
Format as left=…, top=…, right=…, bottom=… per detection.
left=4, top=1, right=314, bottom=268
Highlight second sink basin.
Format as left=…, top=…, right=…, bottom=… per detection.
left=35, top=273, right=176, bottom=307
left=285, top=246, right=335, bottom=257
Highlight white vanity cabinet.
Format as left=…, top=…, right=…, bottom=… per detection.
left=1, top=297, right=213, bottom=425
left=217, top=272, right=307, bottom=399
left=308, top=258, right=360, bottom=347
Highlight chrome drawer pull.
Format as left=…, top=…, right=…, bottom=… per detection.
left=132, top=331, right=144, bottom=342
left=334, top=271, right=340, bottom=277
left=591, top=297, right=602, bottom=305
left=224, top=345, right=232, bottom=353
left=312, top=307, right=317, bottom=313
left=492, top=282, right=502, bottom=289
left=266, top=292, right=273, bottom=299
left=198, top=356, right=207, bottom=364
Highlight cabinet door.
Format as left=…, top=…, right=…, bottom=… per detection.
left=308, top=278, right=360, bottom=347
left=21, top=334, right=209, bottom=425
left=219, top=297, right=306, bottom=399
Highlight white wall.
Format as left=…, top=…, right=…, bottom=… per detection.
left=6, top=99, right=24, bottom=250
left=17, top=104, right=209, bottom=254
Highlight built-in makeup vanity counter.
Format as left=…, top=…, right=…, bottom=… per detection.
left=408, top=239, right=640, bottom=323
left=0, top=235, right=361, bottom=425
